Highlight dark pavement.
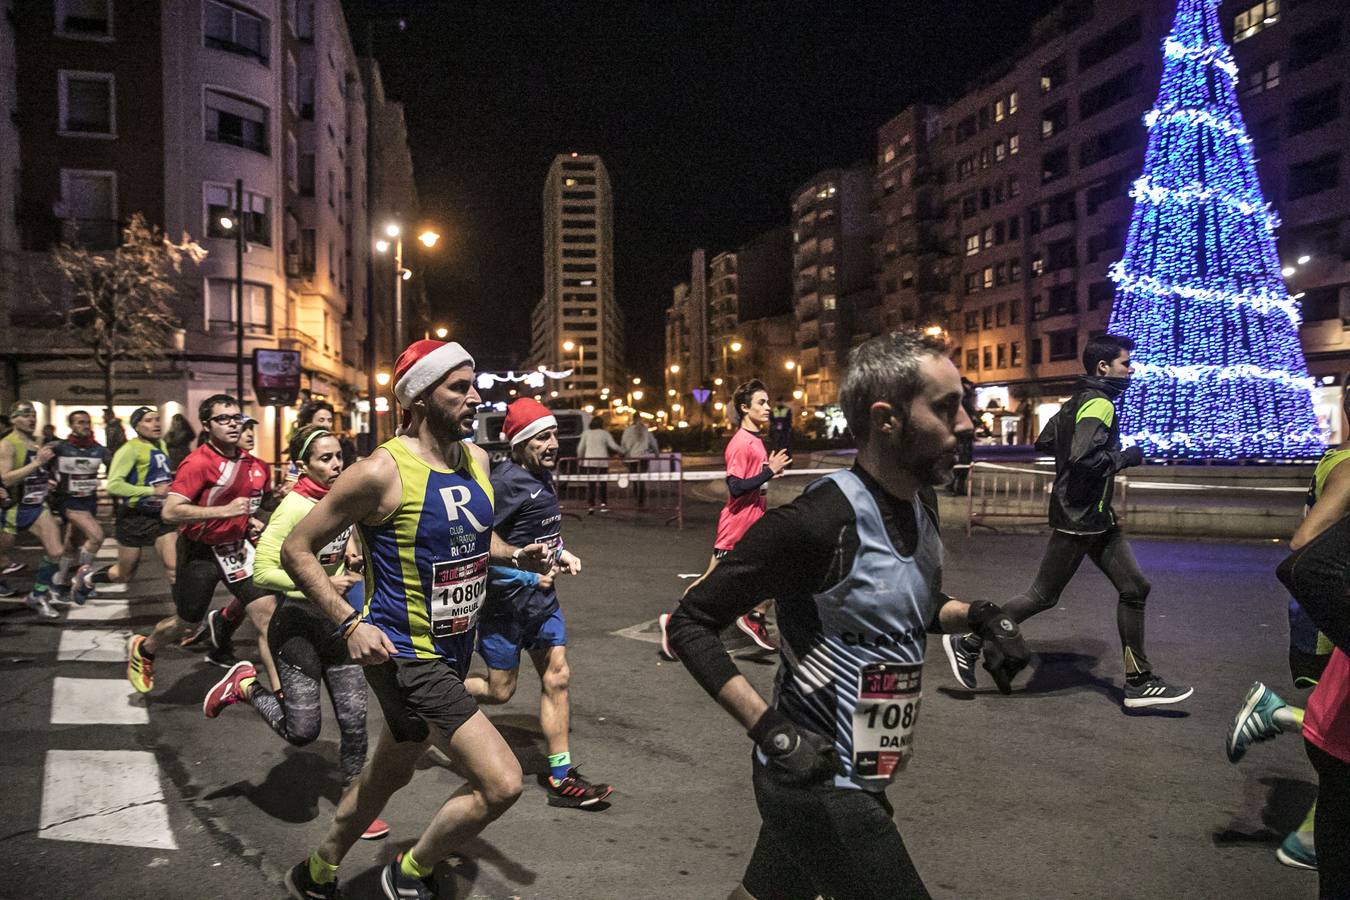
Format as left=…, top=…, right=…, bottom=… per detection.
left=0, top=498, right=1322, bottom=899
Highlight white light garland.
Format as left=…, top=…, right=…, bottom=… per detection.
left=1108, top=263, right=1301, bottom=326
left=1124, top=428, right=1325, bottom=453
left=1143, top=103, right=1251, bottom=143
left=1129, top=175, right=1280, bottom=230
left=1162, top=37, right=1238, bottom=78
left=1131, top=362, right=1315, bottom=390
left=476, top=369, right=574, bottom=391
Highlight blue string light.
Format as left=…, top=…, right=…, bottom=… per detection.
left=1107, top=0, right=1323, bottom=460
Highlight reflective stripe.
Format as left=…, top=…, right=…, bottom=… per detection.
left=1075, top=397, right=1115, bottom=427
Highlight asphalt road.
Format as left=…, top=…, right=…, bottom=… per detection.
left=0, top=499, right=1322, bottom=900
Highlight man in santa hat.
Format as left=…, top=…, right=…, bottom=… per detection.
left=465, top=398, right=614, bottom=809
left=278, top=339, right=552, bottom=900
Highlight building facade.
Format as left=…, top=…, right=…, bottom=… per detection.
left=532, top=152, right=623, bottom=402
left=1, top=0, right=416, bottom=454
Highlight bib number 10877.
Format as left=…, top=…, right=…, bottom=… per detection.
left=852, top=661, right=922, bottom=780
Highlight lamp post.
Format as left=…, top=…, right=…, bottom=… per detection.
left=376, top=224, right=440, bottom=352
left=720, top=337, right=743, bottom=380
left=216, top=178, right=247, bottom=402
left=563, top=339, right=585, bottom=401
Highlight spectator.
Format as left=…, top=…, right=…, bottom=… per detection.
left=105, top=415, right=126, bottom=454
left=165, top=413, right=195, bottom=471
left=41, top=423, right=57, bottom=444
left=622, top=416, right=659, bottom=508
left=576, top=416, right=621, bottom=513
left=769, top=397, right=793, bottom=452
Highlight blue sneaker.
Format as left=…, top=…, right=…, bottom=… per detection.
left=1226, top=682, right=1288, bottom=763
left=1276, top=829, right=1316, bottom=870
left=0, top=579, right=16, bottom=598
left=381, top=855, right=437, bottom=899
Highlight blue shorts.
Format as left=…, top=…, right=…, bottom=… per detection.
left=53, top=495, right=98, bottom=520
left=2, top=503, right=44, bottom=536
left=477, top=603, right=567, bottom=671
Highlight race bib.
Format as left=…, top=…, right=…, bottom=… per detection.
left=212, top=539, right=255, bottom=583
left=319, top=527, right=352, bottom=567
left=852, top=662, right=922, bottom=779
left=59, top=457, right=100, bottom=496
left=22, top=479, right=48, bottom=505
left=430, top=553, right=488, bottom=637
left=537, top=531, right=563, bottom=560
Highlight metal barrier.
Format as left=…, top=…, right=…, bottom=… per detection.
left=554, top=454, right=684, bottom=527
left=965, top=461, right=1128, bottom=535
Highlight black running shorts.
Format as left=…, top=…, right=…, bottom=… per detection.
left=365, top=655, right=479, bottom=744
left=115, top=506, right=175, bottom=548
left=172, top=535, right=270, bottom=623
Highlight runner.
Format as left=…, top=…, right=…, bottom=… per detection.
left=667, top=332, right=1030, bottom=900
left=942, top=334, right=1193, bottom=708
left=49, top=411, right=111, bottom=599
left=279, top=340, right=551, bottom=900
left=202, top=424, right=389, bottom=841
left=72, top=406, right=176, bottom=600
left=0, top=402, right=65, bottom=618
left=465, top=398, right=613, bottom=809
left=658, top=379, right=791, bottom=659
left=124, top=394, right=279, bottom=693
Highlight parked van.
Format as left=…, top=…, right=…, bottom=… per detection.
left=471, top=408, right=588, bottom=464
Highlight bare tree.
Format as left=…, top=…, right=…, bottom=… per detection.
left=49, top=213, right=206, bottom=431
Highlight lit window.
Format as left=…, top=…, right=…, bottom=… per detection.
left=983, top=266, right=994, bottom=289
left=883, top=144, right=896, bottom=163
left=58, top=70, right=115, bottom=136
left=1008, top=91, right=1019, bottom=115
left=207, top=280, right=273, bottom=331
left=1009, top=134, right=1020, bottom=155
left=1234, top=0, right=1279, bottom=42
left=205, top=183, right=271, bottom=246
left=994, top=99, right=1005, bottom=122
left=965, top=234, right=980, bottom=256
left=822, top=294, right=837, bottom=310
left=995, top=141, right=1006, bottom=162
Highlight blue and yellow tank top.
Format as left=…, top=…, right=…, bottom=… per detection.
left=359, top=437, right=494, bottom=669
left=3, top=432, right=49, bottom=505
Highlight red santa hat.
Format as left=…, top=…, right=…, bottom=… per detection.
left=501, top=397, right=557, bottom=446
left=393, top=339, right=475, bottom=408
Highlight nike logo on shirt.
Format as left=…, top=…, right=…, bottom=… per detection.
left=530, top=489, right=543, bottom=498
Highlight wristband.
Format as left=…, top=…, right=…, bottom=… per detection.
left=748, top=706, right=791, bottom=744
left=342, top=617, right=363, bottom=640
left=511, top=548, right=523, bottom=568
left=335, top=611, right=359, bottom=639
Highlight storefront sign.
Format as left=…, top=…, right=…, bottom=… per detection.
left=253, top=349, right=301, bottom=407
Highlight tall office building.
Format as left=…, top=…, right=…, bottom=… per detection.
left=533, top=152, right=623, bottom=401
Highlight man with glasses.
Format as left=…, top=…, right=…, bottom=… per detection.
left=0, top=402, right=65, bottom=617
left=126, top=395, right=278, bottom=694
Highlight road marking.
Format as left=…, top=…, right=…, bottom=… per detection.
left=40, top=749, right=177, bottom=849
left=66, top=602, right=130, bottom=622
left=91, top=582, right=129, bottom=594
left=611, top=617, right=664, bottom=645
left=95, top=546, right=121, bottom=560
left=50, top=677, right=148, bottom=725
left=57, top=628, right=132, bottom=662
left=677, top=573, right=701, bottom=579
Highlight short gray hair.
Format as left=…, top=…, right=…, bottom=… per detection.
left=839, top=331, right=949, bottom=445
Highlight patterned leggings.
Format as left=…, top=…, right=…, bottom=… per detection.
left=249, top=600, right=368, bottom=785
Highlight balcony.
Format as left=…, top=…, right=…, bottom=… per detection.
left=278, top=327, right=317, bottom=349
left=796, top=292, right=820, bottom=320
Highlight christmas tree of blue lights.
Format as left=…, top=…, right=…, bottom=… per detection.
left=1106, top=0, right=1323, bottom=459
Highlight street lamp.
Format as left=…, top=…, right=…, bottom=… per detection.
left=562, top=340, right=585, bottom=398
left=375, top=371, right=391, bottom=386
left=668, top=364, right=680, bottom=374
left=784, top=359, right=796, bottom=371
left=217, top=177, right=246, bottom=402
left=375, top=223, right=441, bottom=349
left=721, top=336, right=744, bottom=377
left=434, top=326, right=448, bottom=339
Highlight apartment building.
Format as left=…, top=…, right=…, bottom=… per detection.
left=875, top=0, right=1349, bottom=441
left=1, top=0, right=415, bottom=451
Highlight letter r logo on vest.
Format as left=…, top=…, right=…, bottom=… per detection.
left=439, top=485, right=489, bottom=533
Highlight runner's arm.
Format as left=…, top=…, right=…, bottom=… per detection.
left=726, top=468, right=774, bottom=498
left=1292, top=461, right=1350, bottom=551
left=253, top=493, right=307, bottom=595
left=0, top=446, right=42, bottom=488
left=1066, top=406, right=1132, bottom=479
left=162, top=493, right=249, bottom=523
left=104, top=445, right=147, bottom=498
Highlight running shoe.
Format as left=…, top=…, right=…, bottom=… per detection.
left=657, top=612, right=678, bottom=661
left=737, top=612, right=777, bottom=652
left=1226, top=681, right=1288, bottom=763
left=181, top=607, right=222, bottom=649
left=284, top=860, right=338, bottom=900
left=1275, top=829, right=1317, bottom=870
left=546, top=767, right=613, bottom=808
left=127, top=634, right=154, bottom=693
left=206, top=643, right=238, bottom=668
left=25, top=591, right=60, bottom=619
left=2, top=562, right=25, bottom=575
left=72, top=563, right=97, bottom=598
left=1123, top=673, right=1194, bottom=709
left=45, top=584, right=73, bottom=607
left=203, top=660, right=256, bottom=718
left=0, top=579, right=16, bottom=598
left=943, top=633, right=980, bottom=690
left=381, top=855, right=437, bottom=900
left=360, top=817, right=390, bottom=840
left=70, top=574, right=95, bottom=606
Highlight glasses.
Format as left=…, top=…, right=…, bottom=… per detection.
left=209, top=414, right=244, bottom=425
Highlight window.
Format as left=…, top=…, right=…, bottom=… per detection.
left=56, top=0, right=111, bottom=38
left=204, top=1, right=269, bottom=64
left=1042, top=147, right=1070, bottom=184
left=1086, top=169, right=1132, bottom=213
left=822, top=295, right=837, bottom=311
left=207, top=280, right=272, bottom=331
left=982, top=225, right=996, bottom=249
left=1010, top=296, right=1022, bottom=322
left=979, top=107, right=990, bottom=131
left=1031, top=338, right=1043, bottom=365
left=1287, top=154, right=1339, bottom=200
left=994, top=99, right=1006, bottom=122
left=1008, top=91, right=1019, bottom=115
left=961, top=193, right=978, bottom=218
left=1087, top=224, right=1125, bottom=262
left=1079, top=65, right=1143, bottom=120
left=979, top=148, right=991, bottom=170
left=1040, top=56, right=1067, bottom=94
left=957, top=157, right=976, bottom=179
left=1088, top=280, right=1115, bottom=310
left=1046, top=237, right=1077, bottom=272
left=1251, top=115, right=1281, bottom=157
left=1243, top=60, right=1281, bottom=97
left=1288, top=22, right=1340, bottom=72
left=298, top=152, right=315, bottom=196
left=204, top=183, right=271, bottom=246
left=983, top=346, right=993, bottom=369
left=1009, top=134, right=1020, bottom=155
left=983, top=307, right=994, bottom=329
left=1287, top=86, right=1341, bottom=137
left=983, top=266, right=995, bottom=289
left=964, top=272, right=980, bottom=293
left=995, top=221, right=1006, bottom=244
left=205, top=89, right=268, bottom=154
left=981, top=187, right=992, bottom=210
left=1045, top=191, right=1076, bottom=227
left=1048, top=329, right=1078, bottom=361
left=1048, top=284, right=1077, bottom=315
left=882, top=144, right=896, bottom=163
left=1234, top=1, right=1279, bottom=43
left=956, top=115, right=978, bottom=143
left=997, top=344, right=1007, bottom=368
left=1008, top=176, right=1021, bottom=199
left=299, top=75, right=315, bottom=119
left=901, top=269, right=914, bottom=289
left=58, top=71, right=114, bottom=136
left=285, top=54, right=298, bottom=111
left=1010, top=258, right=1023, bottom=282
left=965, top=311, right=979, bottom=332
left=328, top=240, right=336, bottom=280
left=996, top=303, right=1007, bottom=326
left=295, top=0, right=314, bottom=40
left=286, top=133, right=298, bottom=187
left=965, top=233, right=980, bottom=256
left=995, top=141, right=1007, bottom=162
left=1078, top=15, right=1141, bottom=71
left=1031, top=254, right=1045, bottom=277
left=1011, top=341, right=1023, bottom=367
left=58, top=169, right=118, bottom=247
left=966, top=349, right=979, bottom=371
left=1080, top=121, right=1143, bottom=168
left=1041, top=103, right=1068, bottom=139
left=299, top=228, right=315, bottom=273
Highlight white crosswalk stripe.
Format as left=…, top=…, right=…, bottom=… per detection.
left=40, top=749, right=177, bottom=849
left=57, top=627, right=133, bottom=662
left=50, top=677, right=148, bottom=725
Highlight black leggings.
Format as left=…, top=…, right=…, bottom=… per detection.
left=1002, top=527, right=1152, bottom=673
left=742, top=758, right=930, bottom=900
left=248, top=600, right=368, bottom=785
left=1307, top=741, right=1350, bottom=899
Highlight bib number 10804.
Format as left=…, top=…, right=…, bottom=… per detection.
left=852, top=661, right=922, bottom=780
left=430, top=553, right=488, bottom=638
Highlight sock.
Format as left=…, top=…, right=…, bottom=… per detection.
left=308, top=850, right=339, bottom=886
left=55, top=555, right=74, bottom=585
left=78, top=548, right=95, bottom=567
left=219, top=597, right=245, bottom=625
left=1297, top=801, right=1316, bottom=835
left=91, top=567, right=113, bottom=584
left=400, top=848, right=434, bottom=879
left=139, top=644, right=155, bottom=661
left=1123, top=647, right=1150, bottom=682
left=1274, top=705, right=1304, bottom=732
left=548, top=751, right=572, bottom=783
left=33, top=555, right=59, bottom=593
left=238, top=675, right=257, bottom=697
left=1125, top=671, right=1152, bottom=686
left=959, top=633, right=983, bottom=653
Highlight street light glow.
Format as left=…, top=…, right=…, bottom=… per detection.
left=729, top=341, right=743, bottom=352
left=632, top=377, right=641, bottom=385
left=669, top=364, right=680, bottom=374
left=1297, top=255, right=1311, bottom=265
left=375, top=371, right=391, bottom=386
left=400, top=269, right=412, bottom=281
left=667, top=389, right=676, bottom=397
left=418, top=230, right=440, bottom=248
left=793, top=389, right=803, bottom=400
left=434, top=327, right=448, bottom=339
left=632, top=390, right=644, bottom=400
left=385, top=223, right=401, bottom=238
left=563, top=340, right=576, bottom=351
left=924, top=325, right=944, bottom=337
left=784, top=360, right=796, bottom=371
left=218, top=216, right=234, bottom=230
left=713, top=401, right=724, bottom=411
left=714, top=377, right=723, bottom=386
left=1281, top=266, right=1296, bottom=277
left=375, top=239, right=390, bottom=253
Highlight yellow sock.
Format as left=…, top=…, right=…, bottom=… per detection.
left=1298, top=801, right=1317, bottom=833
left=400, top=848, right=434, bottom=879
left=308, top=850, right=338, bottom=885
left=239, top=676, right=257, bottom=697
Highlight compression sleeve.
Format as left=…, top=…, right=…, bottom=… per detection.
left=106, top=444, right=152, bottom=498
left=726, top=467, right=773, bottom=498
left=488, top=565, right=541, bottom=591
left=253, top=492, right=313, bottom=598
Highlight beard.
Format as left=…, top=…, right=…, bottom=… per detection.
left=886, top=420, right=953, bottom=487
left=425, top=399, right=470, bottom=442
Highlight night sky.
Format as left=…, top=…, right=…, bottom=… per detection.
left=358, top=0, right=1063, bottom=379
